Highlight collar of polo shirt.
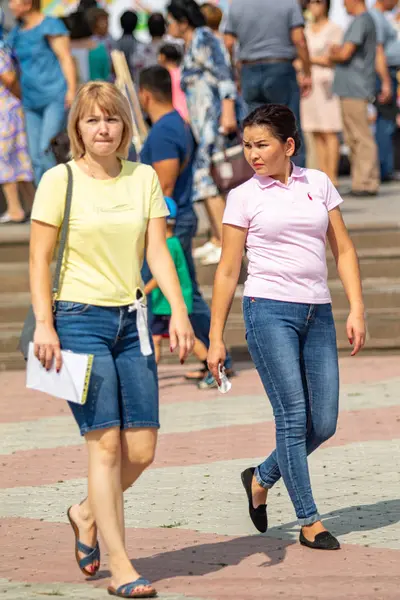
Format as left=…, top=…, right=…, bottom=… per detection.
left=254, top=163, right=306, bottom=189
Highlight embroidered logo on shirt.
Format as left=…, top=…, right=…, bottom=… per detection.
left=307, top=193, right=313, bottom=201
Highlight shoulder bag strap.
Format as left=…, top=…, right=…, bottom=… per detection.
left=52, top=163, right=73, bottom=299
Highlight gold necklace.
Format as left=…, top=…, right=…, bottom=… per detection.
left=82, top=157, right=104, bottom=179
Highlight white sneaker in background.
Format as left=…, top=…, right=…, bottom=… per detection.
left=201, top=245, right=222, bottom=265
left=193, top=240, right=216, bottom=259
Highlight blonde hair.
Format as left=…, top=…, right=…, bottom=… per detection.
left=68, top=82, right=133, bottom=159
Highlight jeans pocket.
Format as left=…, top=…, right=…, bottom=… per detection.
left=55, top=301, right=90, bottom=316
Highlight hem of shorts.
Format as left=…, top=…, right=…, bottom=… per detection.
left=121, top=421, right=160, bottom=430
left=298, top=512, right=320, bottom=526
left=79, top=420, right=160, bottom=436
left=79, top=420, right=121, bottom=436
left=243, top=293, right=332, bottom=305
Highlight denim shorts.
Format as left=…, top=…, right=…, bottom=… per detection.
left=151, top=315, right=170, bottom=337
left=54, top=301, right=159, bottom=436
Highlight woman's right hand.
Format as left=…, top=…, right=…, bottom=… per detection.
left=207, top=340, right=226, bottom=386
left=34, top=323, right=62, bottom=372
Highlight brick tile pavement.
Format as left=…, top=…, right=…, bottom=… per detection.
left=1, top=356, right=400, bottom=599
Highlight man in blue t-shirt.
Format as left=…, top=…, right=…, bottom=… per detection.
left=139, top=66, right=233, bottom=388
left=139, top=75, right=195, bottom=224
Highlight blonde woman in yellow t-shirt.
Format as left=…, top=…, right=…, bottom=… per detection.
left=30, top=81, right=194, bottom=599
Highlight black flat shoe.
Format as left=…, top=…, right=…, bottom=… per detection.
left=299, top=529, right=340, bottom=550
left=240, top=467, right=268, bottom=533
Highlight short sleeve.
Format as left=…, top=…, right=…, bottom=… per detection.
left=370, top=11, right=384, bottom=45
left=193, top=28, right=237, bottom=100
left=289, top=0, right=305, bottom=29
left=324, top=174, right=343, bottom=211
left=149, top=169, right=169, bottom=219
left=42, top=16, right=69, bottom=37
left=345, top=18, right=366, bottom=46
left=0, top=49, right=13, bottom=76
left=31, top=165, right=68, bottom=227
left=223, top=2, right=237, bottom=36
left=223, top=187, right=250, bottom=229
left=6, top=27, right=18, bottom=51
left=147, top=127, right=181, bottom=164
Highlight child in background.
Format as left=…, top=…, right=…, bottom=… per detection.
left=145, top=197, right=192, bottom=362
left=145, top=197, right=209, bottom=367
left=158, top=43, right=189, bottom=121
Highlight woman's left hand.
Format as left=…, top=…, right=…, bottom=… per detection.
left=169, top=308, right=195, bottom=364
left=346, top=310, right=366, bottom=356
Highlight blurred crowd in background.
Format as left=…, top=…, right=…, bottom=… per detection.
left=1, top=0, right=400, bottom=238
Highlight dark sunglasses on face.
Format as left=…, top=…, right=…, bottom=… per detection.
left=309, top=0, right=324, bottom=4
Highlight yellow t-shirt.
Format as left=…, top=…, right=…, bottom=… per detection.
left=31, top=160, right=169, bottom=306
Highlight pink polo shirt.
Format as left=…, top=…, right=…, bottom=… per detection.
left=223, top=166, right=343, bottom=304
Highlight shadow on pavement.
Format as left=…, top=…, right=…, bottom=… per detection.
left=95, top=535, right=295, bottom=583
left=269, top=498, right=400, bottom=540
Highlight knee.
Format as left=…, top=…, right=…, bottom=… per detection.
left=133, top=445, right=156, bottom=469
left=125, top=443, right=156, bottom=471
left=313, top=420, right=337, bottom=445
left=275, top=409, right=307, bottom=438
left=89, top=429, right=121, bottom=468
left=142, top=448, right=156, bottom=469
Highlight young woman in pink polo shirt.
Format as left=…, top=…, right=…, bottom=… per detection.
left=208, top=104, right=366, bottom=550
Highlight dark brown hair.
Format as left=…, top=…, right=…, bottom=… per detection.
left=167, top=0, right=206, bottom=29
left=243, top=104, right=302, bottom=155
left=86, top=7, right=108, bottom=33
left=139, top=66, right=173, bottom=103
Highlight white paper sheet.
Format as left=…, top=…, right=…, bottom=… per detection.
left=26, top=342, right=93, bottom=405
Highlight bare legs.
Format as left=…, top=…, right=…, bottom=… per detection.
left=153, top=334, right=208, bottom=365
left=70, top=427, right=157, bottom=592
left=313, top=132, right=340, bottom=185
left=18, top=181, right=35, bottom=214
left=1, top=180, right=35, bottom=222
left=152, top=335, right=162, bottom=364
left=1, top=182, right=25, bottom=221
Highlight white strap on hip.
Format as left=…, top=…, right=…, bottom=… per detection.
left=128, top=299, right=153, bottom=356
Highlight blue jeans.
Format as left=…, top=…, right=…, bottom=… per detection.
left=55, top=301, right=159, bottom=436
left=243, top=297, right=339, bottom=525
left=375, top=68, right=398, bottom=180
left=174, top=210, right=232, bottom=370
left=240, top=62, right=306, bottom=168
left=24, top=101, right=66, bottom=184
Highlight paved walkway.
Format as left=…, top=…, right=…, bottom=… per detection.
left=337, top=179, right=400, bottom=228
left=1, top=356, right=400, bottom=599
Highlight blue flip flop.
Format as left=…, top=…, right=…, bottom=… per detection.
left=107, top=578, right=157, bottom=598
left=67, top=506, right=100, bottom=577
